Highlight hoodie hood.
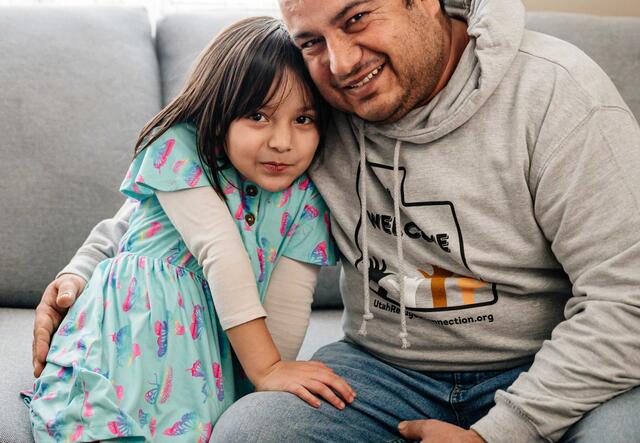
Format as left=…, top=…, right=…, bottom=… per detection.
left=350, top=0, right=525, bottom=144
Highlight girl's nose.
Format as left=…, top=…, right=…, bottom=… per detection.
left=268, top=124, right=292, bottom=153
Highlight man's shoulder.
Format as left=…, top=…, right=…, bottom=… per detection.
left=513, top=30, right=625, bottom=110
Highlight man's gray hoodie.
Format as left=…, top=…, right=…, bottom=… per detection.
left=63, top=0, right=640, bottom=441
left=308, top=0, right=640, bottom=441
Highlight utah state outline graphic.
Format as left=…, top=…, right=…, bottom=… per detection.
left=354, top=160, right=498, bottom=313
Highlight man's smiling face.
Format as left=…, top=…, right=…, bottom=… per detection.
left=281, top=0, right=447, bottom=124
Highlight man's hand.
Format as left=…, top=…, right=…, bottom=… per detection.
left=398, top=419, right=486, bottom=443
left=32, top=274, right=86, bottom=377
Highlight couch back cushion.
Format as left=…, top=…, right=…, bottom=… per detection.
left=526, top=12, right=640, bottom=120
left=0, top=7, right=162, bottom=308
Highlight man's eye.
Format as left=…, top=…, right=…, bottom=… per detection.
left=248, top=113, right=266, bottom=122
left=347, top=12, right=366, bottom=26
left=301, top=38, right=321, bottom=49
left=296, top=115, right=315, bottom=125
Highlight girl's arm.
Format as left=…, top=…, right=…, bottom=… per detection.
left=263, top=256, right=318, bottom=360
left=157, top=188, right=355, bottom=409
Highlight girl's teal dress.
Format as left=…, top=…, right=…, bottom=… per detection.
left=22, top=123, right=336, bottom=442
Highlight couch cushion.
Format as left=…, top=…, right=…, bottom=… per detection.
left=156, top=10, right=279, bottom=106
left=0, top=308, right=36, bottom=443
left=0, top=7, right=162, bottom=309
left=526, top=12, right=640, bottom=120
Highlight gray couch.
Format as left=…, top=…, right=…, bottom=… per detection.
left=0, top=6, right=638, bottom=443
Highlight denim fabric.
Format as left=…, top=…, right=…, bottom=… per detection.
left=212, top=340, right=640, bottom=442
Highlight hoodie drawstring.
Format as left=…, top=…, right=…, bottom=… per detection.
left=357, top=123, right=374, bottom=336
left=393, top=139, right=410, bottom=349
left=357, top=125, right=410, bottom=349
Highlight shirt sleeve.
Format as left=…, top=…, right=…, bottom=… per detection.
left=156, top=187, right=267, bottom=331
left=120, top=124, right=210, bottom=200
left=472, top=108, right=640, bottom=443
left=263, top=256, right=320, bottom=360
left=282, top=175, right=338, bottom=267
left=57, top=199, right=136, bottom=281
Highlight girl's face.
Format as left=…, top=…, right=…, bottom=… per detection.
left=226, top=72, right=321, bottom=193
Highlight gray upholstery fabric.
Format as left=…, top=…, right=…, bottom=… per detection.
left=156, top=10, right=280, bottom=106
left=526, top=12, right=640, bottom=120
left=0, top=308, right=36, bottom=443
left=0, top=7, right=162, bottom=308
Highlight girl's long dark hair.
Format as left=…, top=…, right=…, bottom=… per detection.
left=134, top=16, right=329, bottom=196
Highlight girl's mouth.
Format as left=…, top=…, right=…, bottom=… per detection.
left=262, top=162, right=290, bottom=173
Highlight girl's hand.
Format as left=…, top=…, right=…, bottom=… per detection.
left=254, top=360, right=356, bottom=410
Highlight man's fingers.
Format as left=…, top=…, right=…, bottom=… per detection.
left=56, top=281, right=79, bottom=308
left=398, top=419, right=430, bottom=440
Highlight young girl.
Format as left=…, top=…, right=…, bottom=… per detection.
left=23, top=16, right=354, bottom=442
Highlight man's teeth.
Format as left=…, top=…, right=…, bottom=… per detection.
left=349, top=65, right=383, bottom=89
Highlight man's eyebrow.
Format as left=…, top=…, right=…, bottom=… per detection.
left=330, top=0, right=373, bottom=26
left=291, top=0, right=373, bottom=42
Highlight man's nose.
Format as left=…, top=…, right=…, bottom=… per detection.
left=326, top=35, right=362, bottom=78
left=268, top=123, right=292, bottom=152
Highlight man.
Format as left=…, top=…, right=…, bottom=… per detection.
left=33, top=0, right=640, bottom=441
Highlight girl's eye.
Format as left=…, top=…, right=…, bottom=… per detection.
left=296, top=115, right=315, bottom=125
left=248, top=112, right=267, bottom=122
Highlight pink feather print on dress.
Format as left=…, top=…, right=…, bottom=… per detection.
left=153, top=138, right=175, bottom=172
left=260, top=237, right=277, bottom=264
left=163, top=412, right=196, bottom=436
left=298, top=176, right=311, bottom=190
left=56, top=366, right=72, bottom=381
left=154, top=319, right=168, bottom=357
left=277, top=187, right=292, bottom=208
left=177, top=291, right=184, bottom=308
left=159, top=366, right=173, bottom=404
left=115, top=385, right=124, bottom=402
left=172, top=159, right=186, bottom=173
left=213, top=363, right=225, bottom=401
left=140, top=221, right=163, bottom=240
left=69, top=424, right=84, bottom=442
left=122, top=276, right=139, bottom=312
left=57, top=309, right=86, bottom=336
left=190, top=305, right=204, bottom=340
left=175, top=320, right=186, bottom=336
left=197, top=422, right=214, bottom=443
left=301, top=204, right=319, bottom=221
left=133, top=173, right=144, bottom=195
left=82, top=382, right=94, bottom=417
left=130, top=343, right=141, bottom=364
left=280, top=212, right=292, bottom=236
left=184, top=163, right=203, bottom=187
left=257, top=247, right=265, bottom=283
left=223, top=182, right=235, bottom=195
left=311, top=241, right=329, bottom=266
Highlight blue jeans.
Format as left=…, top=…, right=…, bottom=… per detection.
left=212, top=341, right=640, bottom=442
